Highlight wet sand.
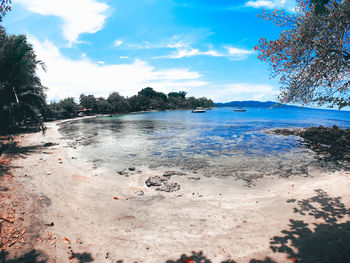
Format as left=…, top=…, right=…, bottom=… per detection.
left=2, top=120, right=350, bottom=262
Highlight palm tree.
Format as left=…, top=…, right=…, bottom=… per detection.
left=0, top=26, right=47, bottom=133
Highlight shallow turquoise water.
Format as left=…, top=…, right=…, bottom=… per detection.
left=59, top=107, right=350, bottom=178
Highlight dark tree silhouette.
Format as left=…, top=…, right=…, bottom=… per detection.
left=0, top=27, right=47, bottom=133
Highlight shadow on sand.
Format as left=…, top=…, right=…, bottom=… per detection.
left=0, top=250, right=94, bottom=263
left=164, top=189, right=350, bottom=263
left=0, top=250, right=47, bottom=263
left=0, top=139, right=58, bottom=178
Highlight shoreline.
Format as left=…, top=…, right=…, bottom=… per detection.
left=1, top=122, right=350, bottom=262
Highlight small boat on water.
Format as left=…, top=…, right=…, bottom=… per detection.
left=234, top=109, right=246, bottom=112
left=192, top=109, right=206, bottom=113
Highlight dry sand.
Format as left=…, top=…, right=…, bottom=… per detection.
left=2, top=119, right=350, bottom=262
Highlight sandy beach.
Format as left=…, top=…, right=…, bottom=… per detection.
left=1, top=119, right=350, bottom=263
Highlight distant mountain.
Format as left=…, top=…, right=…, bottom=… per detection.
left=215, top=101, right=300, bottom=108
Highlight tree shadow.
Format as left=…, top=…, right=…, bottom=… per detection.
left=166, top=189, right=350, bottom=263
left=0, top=250, right=94, bottom=263
left=165, top=251, right=275, bottom=263
left=166, top=251, right=214, bottom=263
left=0, top=250, right=47, bottom=263
left=71, top=252, right=94, bottom=263
left=1, top=138, right=58, bottom=159
left=270, top=189, right=350, bottom=263
left=0, top=140, right=43, bottom=178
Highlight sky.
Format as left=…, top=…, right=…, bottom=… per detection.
left=2, top=0, right=298, bottom=103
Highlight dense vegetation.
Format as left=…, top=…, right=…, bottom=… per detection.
left=0, top=26, right=47, bottom=134
left=256, top=0, right=350, bottom=108
left=45, top=87, right=214, bottom=120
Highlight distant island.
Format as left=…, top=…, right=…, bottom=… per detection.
left=215, top=101, right=300, bottom=108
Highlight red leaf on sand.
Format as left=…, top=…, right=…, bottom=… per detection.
left=113, top=196, right=119, bottom=200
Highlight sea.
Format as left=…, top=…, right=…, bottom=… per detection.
left=59, top=107, right=350, bottom=180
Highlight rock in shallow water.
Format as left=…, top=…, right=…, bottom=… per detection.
left=163, top=171, right=186, bottom=177
left=145, top=176, right=180, bottom=192
left=156, top=182, right=180, bottom=192
left=145, top=176, right=168, bottom=187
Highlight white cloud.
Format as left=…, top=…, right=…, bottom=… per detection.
left=155, top=45, right=252, bottom=60
left=227, top=47, right=253, bottom=55
left=29, top=38, right=207, bottom=101
left=226, top=46, right=253, bottom=60
left=245, top=0, right=296, bottom=10
left=156, top=47, right=225, bottom=59
left=120, top=56, right=128, bottom=59
left=114, top=40, right=123, bottom=47
left=201, top=83, right=278, bottom=102
left=16, top=0, right=109, bottom=45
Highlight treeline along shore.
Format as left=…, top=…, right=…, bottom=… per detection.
left=46, top=87, right=214, bottom=121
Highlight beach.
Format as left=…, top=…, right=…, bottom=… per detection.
left=1, top=119, right=350, bottom=263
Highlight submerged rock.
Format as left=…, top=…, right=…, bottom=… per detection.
left=145, top=176, right=180, bottom=192
left=156, top=182, right=180, bottom=192
left=267, top=125, right=350, bottom=162
left=145, top=176, right=168, bottom=187
left=117, top=169, right=128, bottom=175
left=163, top=171, right=186, bottom=177
left=136, top=190, right=144, bottom=196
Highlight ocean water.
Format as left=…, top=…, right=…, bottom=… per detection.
left=59, top=107, right=350, bottom=180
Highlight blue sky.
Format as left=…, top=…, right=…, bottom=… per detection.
left=2, top=0, right=298, bottom=102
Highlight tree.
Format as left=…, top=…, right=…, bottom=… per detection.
left=95, top=97, right=112, bottom=114
left=56, top=98, right=78, bottom=119
left=128, top=95, right=150, bottom=111
left=107, top=92, right=130, bottom=112
left=255, top=0, right=350, bottom=108
left=0, top=27, right=47, bottom=132
left=168, top=91, right=187, bottom=100
left=79, top=94, right=97, bottom=112
left=0, top=0, right=11, bottom=22
left=138, top=87, right=167, bottom=101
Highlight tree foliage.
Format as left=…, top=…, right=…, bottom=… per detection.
left=46, top=98, right=78, bottom=120
left=256, top=0, right=350, bottom=108
left=0, top=0, right=11, bottom=22
left=107, top=92, right=130, bottom=112
left=0, top=26, right=46, bottom=133
left=80, top=94, right=97, bottom=112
